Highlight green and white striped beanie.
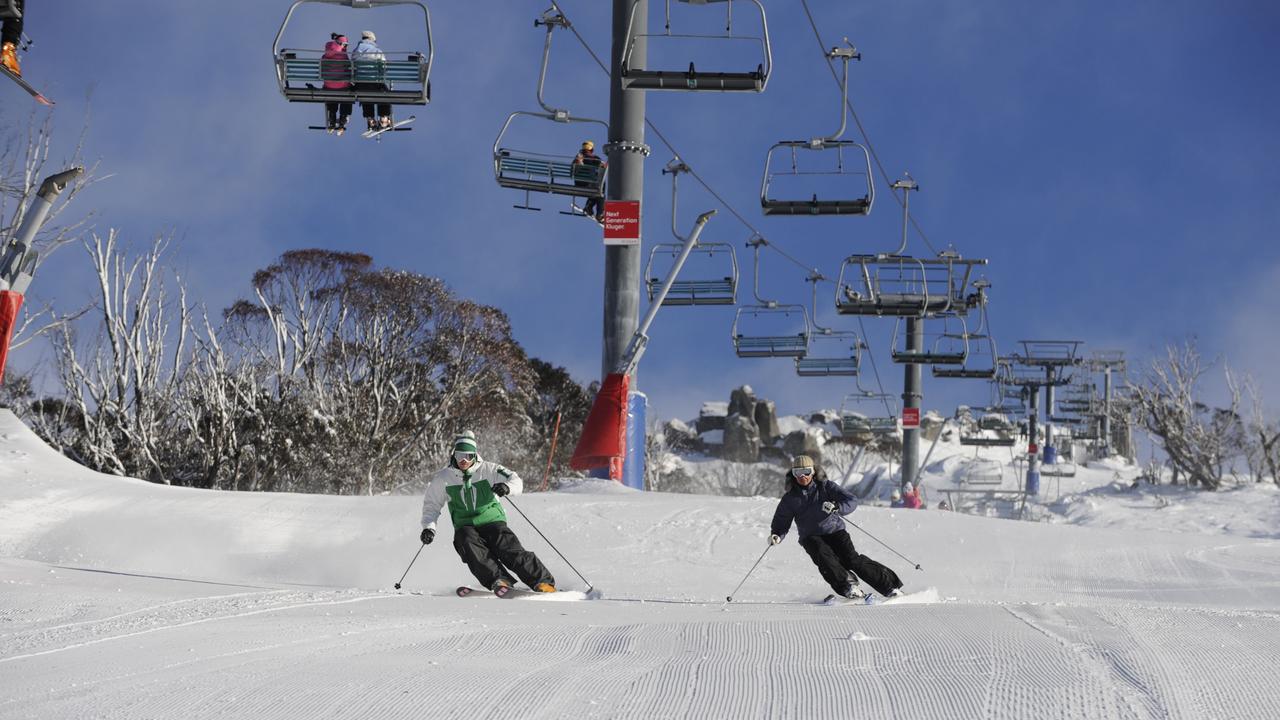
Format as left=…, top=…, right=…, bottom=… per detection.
left=453, top=431, right=478, bottom=455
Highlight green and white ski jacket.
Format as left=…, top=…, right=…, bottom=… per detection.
left=420, top=458, right=522, bottom=531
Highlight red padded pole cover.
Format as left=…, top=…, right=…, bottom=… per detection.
left=0, top=290, right=24, bottom=384
left=570, top=372, right=629, bottom=479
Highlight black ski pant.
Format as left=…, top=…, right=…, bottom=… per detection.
left=799, top=529, right=902, bottom=597
left=355, top=83, right=391, bottom=121
left=2, top=0, right=23, bottom=46
left=325, top=101, right=352, bottom=128
left=452, top=521, right=554, bottom=591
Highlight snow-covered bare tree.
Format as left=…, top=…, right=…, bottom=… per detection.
left=45, top=231, right=192, bottom=482
left=1240, top=376, right=1280, bottom=485
left=215, top=250, right=547, bottom=494
left=1128, top=341, right=1243, bottom=490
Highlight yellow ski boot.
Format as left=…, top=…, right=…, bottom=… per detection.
left=1, top=42, right=20, bottom=77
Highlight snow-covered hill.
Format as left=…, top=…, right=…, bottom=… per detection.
left=2, top=410, right=1278, bottom=719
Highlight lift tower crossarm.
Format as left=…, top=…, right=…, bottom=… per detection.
left=616, top=210, right=717, bottom=377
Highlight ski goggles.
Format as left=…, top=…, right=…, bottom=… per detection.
left=790, top=467, right=814, bottom=479
left=454, top=451, right=477, bottom=463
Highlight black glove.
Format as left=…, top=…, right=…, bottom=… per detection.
left=420, top=528, right=434, bottom=545
left=492, top=482, right=510, bottom=497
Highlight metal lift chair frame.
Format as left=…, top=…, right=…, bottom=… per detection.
left=621, top=0, right=772, bottom=92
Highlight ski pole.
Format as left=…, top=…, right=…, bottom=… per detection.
left=393, top=542, right=427, bottom=590
left=503, top=495, right=596, bottom=594
left=837, top=515, right=923, bottom=571
left=725, top=542, right=773, bottom=603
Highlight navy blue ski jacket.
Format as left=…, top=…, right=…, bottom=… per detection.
left=770, top=477, right=859, bottom=540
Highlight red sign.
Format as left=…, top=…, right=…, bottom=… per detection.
left=603, top=200, right=641, bottom=246
left=1028, top=443, right=1039, bottom=455
left=902, top=407, right=920, bottom=429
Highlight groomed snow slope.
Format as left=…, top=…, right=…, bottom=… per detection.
left=2, top=411, right=1278, bottom=719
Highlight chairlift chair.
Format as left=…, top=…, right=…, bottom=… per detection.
left=493, top=10, right=609, bottom=210
left=621, top=0, right=772, bottom=92
left=731, top=235, right=810, bottom=358
left=645, top=159, right=739, bottom=305
left=839, top=391, right=898, bottom=437
left=1017, top=340, right=1084, bottom=367
left=732, top=304, right=809, bottom=358
left=953, top=406, right=1017, bottom=448
left=646, top=243, right=738, bottom=305
left=760, top=140, right=874, bottom=216
left=760, top=42, right=873, bottom=216
left=273, top=0, right=434, bottom=107
left=890, top=313, right=969, bottom=365
left=835, top=255, right=956, bottom=317
left=795, top=335, right=861, bottom=376
left=793, top=271, right=862, bottom=376
left=933, top=286, right=999, bottom=379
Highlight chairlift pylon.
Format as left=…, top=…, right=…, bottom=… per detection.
left=493, top=9, right=608, bottom=210
left=794, top=272, right=861, bottom=377
left=760, top=42, right=873, bottom=216
left=731, top=236, right=809, bottom=358
left=645, top=160, right=739, bottom=305
left=621, top=0, right=772, bottom=92
left=273, top=0, right=434, bottom=108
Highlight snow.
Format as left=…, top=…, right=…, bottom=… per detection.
left=2, top=409, right=1279, bottom=719
left=699, top=401, right=728, bottom=417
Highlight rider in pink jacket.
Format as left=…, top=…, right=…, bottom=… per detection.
left=321, top=34, right=353, bottom=134
left=901, top=482, right=924, bottom=509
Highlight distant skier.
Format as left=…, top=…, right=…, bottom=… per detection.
left=889, top=487, right=904, bottom=508
left=769, top=455, right=903, bottom=600
left=419, top=431, right=556, bottom=594
left=1, top=0, right=23, bottom=76
left=901, top=481, right=923, bottom=509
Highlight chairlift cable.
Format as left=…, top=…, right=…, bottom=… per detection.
left=797, top=0, right=939, bottom=256
left=855, top=313, right=896, bottom=415
left=550, top=0, right=823, bottom=281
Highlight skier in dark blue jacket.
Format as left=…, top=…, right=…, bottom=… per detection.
left=770, top=455, right=904, bottom=600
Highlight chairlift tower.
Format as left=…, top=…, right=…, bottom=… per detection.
left=833, top=176, right=987, bottom=491
left=603, top=0, right=650, bottom=378
left=1004, top=341, right=1083, bottom=495
left=1088, top=350, right=1127, bottom=457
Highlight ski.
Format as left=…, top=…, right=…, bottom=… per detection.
left=820, top=587, right=940, bottom=606
left=361, top=115, right=416, bottom=140
left=454, top=585, right=590, bottom=601
left=0, top=65, right=53, bottom=106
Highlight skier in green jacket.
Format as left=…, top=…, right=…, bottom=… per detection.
left=419, top=431, right=556, bottom=594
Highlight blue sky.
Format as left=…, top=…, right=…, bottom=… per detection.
left=8, top=0, right=1280, bottom=427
